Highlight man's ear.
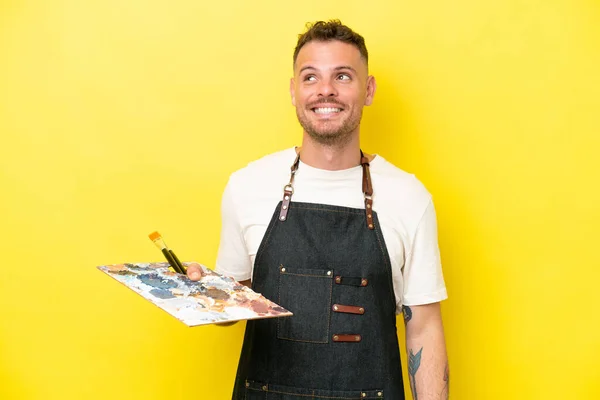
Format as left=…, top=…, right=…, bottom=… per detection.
left=290, top=78, right=296, bottom=107
left=365, top=75, right=377, bottom=106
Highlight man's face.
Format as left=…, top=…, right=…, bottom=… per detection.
left=290, top=40, right=376, bottom=146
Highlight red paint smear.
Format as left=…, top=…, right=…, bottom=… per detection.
left=250, top=300, right=269, bottom=314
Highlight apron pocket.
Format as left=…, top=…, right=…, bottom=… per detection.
left=277, top=265, right=333, bottom=343
left=245, top=380, right=384, bottom=399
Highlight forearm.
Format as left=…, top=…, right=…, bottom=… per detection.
left=403, top=303, right=449, bottom=400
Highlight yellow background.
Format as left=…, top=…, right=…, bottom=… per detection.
left=1, top=0, right=599, bottom=399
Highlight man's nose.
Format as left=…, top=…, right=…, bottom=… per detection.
left=317, top=79, right=338, bottom=97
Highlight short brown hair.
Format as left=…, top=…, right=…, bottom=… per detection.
left=293, top=20, right=368, bottom=67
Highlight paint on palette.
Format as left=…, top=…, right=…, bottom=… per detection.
left=138, top=273, right=178, bottom=290
left=205, top=288, right=230, bottom=301
left=149, top=288, right=176, bottom=299
left=97, top=261, right=293, bottom=326
left=124, top=263, right=154, bottom=271
left=113, top=270, right=136, bottom=276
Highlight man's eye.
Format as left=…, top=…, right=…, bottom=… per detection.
left=304, top=75, right=316, bottom=82
left=338, top=74, right=351, bottom=81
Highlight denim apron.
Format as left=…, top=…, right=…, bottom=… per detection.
left=232, top=152, right=405, bottom=400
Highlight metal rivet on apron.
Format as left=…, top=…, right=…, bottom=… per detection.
left=367, top=203, right=371, bottom=208
left=355, top=335, right=360, bottom=341
left=361, top=278, right=368, bottom=286
left=327, top=270, right=332, bottom=276
left=245, top=382, right=250, bottom=388
left=333, top=335, right=339, bottom=341
left=333, top=305, right=338, bottom=311
left=368, top=214, right=372, bottom=219
left=262, top=385, right=267, bottom=391
left=281, top=267, right=286, bottom=272
left=335, top=276, right=341, bottom=283
left=378, top=392, right=383, bottom=397
left=359, top=307, right=364, bottom=313
left=284, top=195, right=289, bottom=200
left=361, top=393, right=366, bottom=398
left=283, top=205, right=287, bottom=209
left=280, top=216, right=286, bottom=221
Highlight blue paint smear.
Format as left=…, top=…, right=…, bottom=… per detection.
left=138, top=273, right=178, bottom=289
left=149, top=288, right=176, bottom=299
left=177, top=275, right=206, bottom=293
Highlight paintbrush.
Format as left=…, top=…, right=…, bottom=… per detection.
left=148, top=231, right=186, bottom=274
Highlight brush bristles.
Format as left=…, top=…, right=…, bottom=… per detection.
left=148, top=231, right=161, bottom=241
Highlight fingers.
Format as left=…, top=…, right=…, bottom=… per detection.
left=186, top=265, right=202, bottom=281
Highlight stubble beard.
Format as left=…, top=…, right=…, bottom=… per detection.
left=296, top=108, right=363, bottom=147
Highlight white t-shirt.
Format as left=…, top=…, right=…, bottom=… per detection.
left=215, top=147, right=447, bottom=313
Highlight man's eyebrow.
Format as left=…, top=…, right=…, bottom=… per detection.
left=299, top=66, right=316, bottom=74
left=334, top=65, right=357, bottom=73
left=298, top=65, right=358, bottom=74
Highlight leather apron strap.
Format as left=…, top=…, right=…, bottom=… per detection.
left=278, top=150, right=375, bottom=230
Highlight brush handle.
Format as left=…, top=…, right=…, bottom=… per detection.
left=161, top=248, right=183, bottom=274
left=169, top=249, right=186, bottom=274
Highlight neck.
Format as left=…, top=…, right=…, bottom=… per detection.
left=298, top=132, right=362, bottom=170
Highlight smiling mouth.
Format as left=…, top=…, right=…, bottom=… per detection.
left=312, top=107, right=343, bottom=114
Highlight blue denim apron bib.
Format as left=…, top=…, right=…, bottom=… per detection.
left=232, top=152, right=405, bottom=399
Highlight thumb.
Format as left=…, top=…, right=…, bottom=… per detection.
left=186, top=265, right=202, bottom=281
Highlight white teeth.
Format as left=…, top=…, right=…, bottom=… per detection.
left=314, top=107, right=341, bottom=114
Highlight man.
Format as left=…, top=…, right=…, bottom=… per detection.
left=187, top=20, right=449, bottom=400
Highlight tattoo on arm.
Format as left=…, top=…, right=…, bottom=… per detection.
left=402, top=305, right=412, bottom=324
left=408, top=347, right=423, bottom=400
left=403, top=305, right=447, bottom=399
